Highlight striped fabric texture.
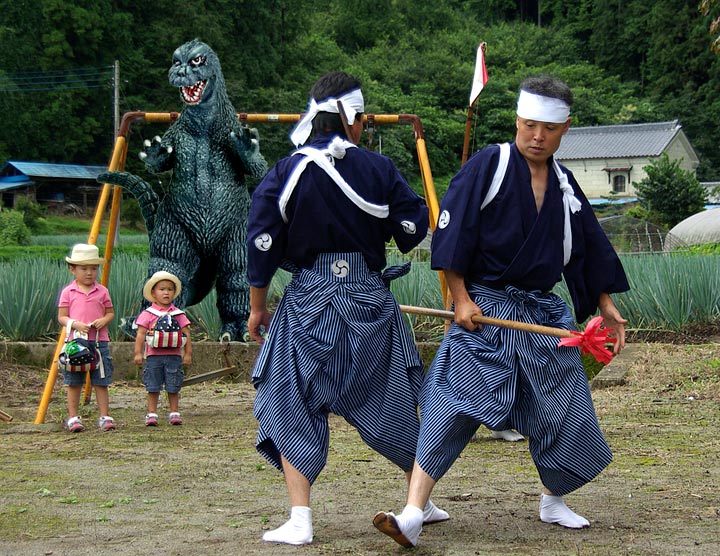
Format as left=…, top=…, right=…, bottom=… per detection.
left=253, top=252, right=425, bottom=484
left=416, top=283, right=612, bottom=496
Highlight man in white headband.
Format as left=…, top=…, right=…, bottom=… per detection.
left=375, top=75, right=630, bottom=549
left=246, top=71, right=447, bottom=546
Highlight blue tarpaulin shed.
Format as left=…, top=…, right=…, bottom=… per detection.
left=0, top=160, right=108, bottom=211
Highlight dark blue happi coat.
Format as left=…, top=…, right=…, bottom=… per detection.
left=247, top=133, right=429, bottom=483
left=421, top=143, right=629, bottom=495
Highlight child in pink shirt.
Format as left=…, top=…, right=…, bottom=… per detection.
left=134, top=271, right=192, bottom=426
left=57, top=244, right=115, bottom=432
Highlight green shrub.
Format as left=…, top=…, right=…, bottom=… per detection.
left=0, top=242, right=149, bottom=262
left=119, top=198, right=146, bottom=231
left=0, top=209, right=31, bottom=246
left=15, top=197, right=50, bottom=234
left=687, top=243, right=720, bottom=255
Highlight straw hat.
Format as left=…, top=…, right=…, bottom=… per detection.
left=65, top=244, right=105, bottom=265
left=143, top=271, right=182, bottom=302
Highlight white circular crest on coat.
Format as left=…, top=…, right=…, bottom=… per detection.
left=331, top=259, right=350, bottom=278
left=438, top=210, right=450, bottom=229
left=401, top=220, right=417, bottom=234
left=254, top=233, right=272, bottom=251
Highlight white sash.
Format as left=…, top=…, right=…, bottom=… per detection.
left=278, top=137, right=390, bottom=223
left=484, top=143, right=581, bottom=265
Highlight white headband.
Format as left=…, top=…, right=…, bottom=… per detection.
left=289, top=88, right=365, bottom=147
left=516, top=89, right=570, bottom=123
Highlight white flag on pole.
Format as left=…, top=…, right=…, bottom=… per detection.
left=469, top=43, right=488, bottom=107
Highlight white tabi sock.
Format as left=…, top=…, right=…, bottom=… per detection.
left=539, top=494, right=590, bottom=528
left=262, top=506, right=313, bottom=545
left=423, top=499, right=450, bottom=524
left=373, top=504, right=424, bottom=547
left=395, top=505, right=424, bottom=546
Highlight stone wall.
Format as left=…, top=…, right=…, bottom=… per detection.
left=0, top=341, right=442, bottom=383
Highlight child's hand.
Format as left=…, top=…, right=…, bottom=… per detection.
left=182, top=353, right=192, bottom=366
left=134, top=354, right=144, bottom=366
left=74, top=321, right=92, bottom=334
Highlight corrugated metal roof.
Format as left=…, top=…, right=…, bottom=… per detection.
left=0, top=175, right=33, bottom=192
left=555, top=120, right=681, bottom=160
left=0, top=161, right=107, bottom=180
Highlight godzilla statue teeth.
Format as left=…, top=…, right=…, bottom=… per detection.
left=181, top=79, right=207, bottom=104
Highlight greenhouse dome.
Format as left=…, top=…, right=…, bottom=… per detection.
left=666, top=208, right=720, bottom=249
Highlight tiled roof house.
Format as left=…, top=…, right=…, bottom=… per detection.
left=555, top=120, right=699, bottom=200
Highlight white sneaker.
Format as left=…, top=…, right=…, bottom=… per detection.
left=98, top=416, right=116, bottom=431
left=491, top=429, right=524, bottom=442
left=66, top=416, right=84, bottom=433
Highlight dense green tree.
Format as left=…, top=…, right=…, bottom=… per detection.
left=0, top=0, right=718, bottom=184
left=633, top=153, right=707, bottom=227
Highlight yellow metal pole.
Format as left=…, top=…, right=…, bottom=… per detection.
left=83, top=135, right=130, bottom=405
left=33, top=333, right=67, bottom=424
left=89, top=136, right=127, bottom=245
left=34, top=134, right=132, bottom=424
left=240, top=113, right=301, bottom=124
left=415, top=137, right=440, bottom=230
left=100, top=137, right=129, bottom=286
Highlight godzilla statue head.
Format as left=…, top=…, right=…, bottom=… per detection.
left=168, top=39, right=227, bottom=107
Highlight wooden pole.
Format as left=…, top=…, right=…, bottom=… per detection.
left=460, top=105, right=475, bottom=167
left=399, top=304, right=575, bottom=339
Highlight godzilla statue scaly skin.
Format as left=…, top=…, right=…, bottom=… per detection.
left=99, top=39, right=268, bottom=341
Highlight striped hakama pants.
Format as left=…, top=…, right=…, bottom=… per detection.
left=417, top=283, right=612, bottom=496
left=252, top=252, right=425, bottom=484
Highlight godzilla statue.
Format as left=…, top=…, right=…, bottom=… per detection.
left=99, top=39, right=268, bottom=341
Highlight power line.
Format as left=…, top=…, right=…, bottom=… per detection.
left=2, top=69, right=113, bottom=81
left=0, top=83, right=111, bottom=92
left=1, top=65, right=113, bottom=77
left=0, top=65, right=114, bottom=93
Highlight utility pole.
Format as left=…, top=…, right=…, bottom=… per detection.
left=113, top=60, right=120, bottom=140
left=538, top=0, right=541, bottom=27
left=112, top=59, right=120, bottom=246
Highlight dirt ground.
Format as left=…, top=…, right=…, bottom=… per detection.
left=0, top=342, right=719, bottom=556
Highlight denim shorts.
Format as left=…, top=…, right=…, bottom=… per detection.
left=62, top=342, right=114, bottom=387
left=143, top=355, right=184, bottom=394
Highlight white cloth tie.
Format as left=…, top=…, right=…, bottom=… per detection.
left=554, top=159, right=582, bottom=265
left=516, top=90, right=570, bottom=123
left=278, top=137, right=389, bottom=223
left=289, top=88, right=365, bottom=147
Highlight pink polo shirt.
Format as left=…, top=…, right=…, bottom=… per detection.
left=135, top=303, right=191, bottom=356
left=58, top=281, right=113, bottom=341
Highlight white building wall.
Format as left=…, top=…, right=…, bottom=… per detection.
left=560, top=157, right=652, bottom=199
left=664, top=135, right=699, bottom=172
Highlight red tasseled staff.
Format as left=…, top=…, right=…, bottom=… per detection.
left=399, top=305, right=615, bottom=364
left=556, top=315, right=615, bottom=364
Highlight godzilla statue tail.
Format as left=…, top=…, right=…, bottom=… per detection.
left=97, top=171, right=159, bottom=233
